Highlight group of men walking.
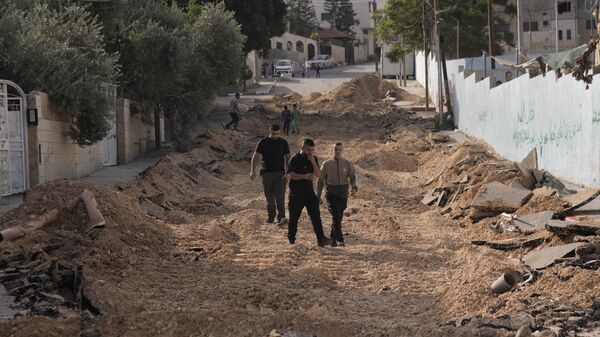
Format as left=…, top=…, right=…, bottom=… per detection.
left=250, top=124, right=358, bottom=247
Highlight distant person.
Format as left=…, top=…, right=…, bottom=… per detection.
left=250, top=124, right=291, bottom=225
left=505, top=71, right=513, bottom=82
left=287, top=138, right=330, bottom=247
left=291, top=104, right=301, bottom=134
left=305, top=60, right=311, bottom=78
left=282, top=105, right=292, bottom=135
left=271, top=63, right=275, bottom=78
left=317, top=143, right=358, bottom=247
left=223, top=92, right=241, bottom=130
left=261, top=63, right=267, bottom=78
left=315, top=63, right=321, bottom=78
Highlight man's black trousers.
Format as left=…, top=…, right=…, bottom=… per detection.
left=288, top=192, right=325, bottom=243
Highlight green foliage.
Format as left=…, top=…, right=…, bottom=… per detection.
left=113, top=1, right=244, bottom=152
left=0, top=1, right=118, bottom=146
left=288, top=0, right=318, bottom=37
left=324, top=0, right=360, bottom=36
left=375, top=0, right=515, bottom=59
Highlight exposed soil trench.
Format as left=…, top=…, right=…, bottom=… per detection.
left=2, top=78, right=600, bottom=337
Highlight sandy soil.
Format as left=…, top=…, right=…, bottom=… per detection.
left=1, top=77, right=599, bottom=337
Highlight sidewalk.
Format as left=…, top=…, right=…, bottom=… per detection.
left=79, top=149, right=171, bottom=188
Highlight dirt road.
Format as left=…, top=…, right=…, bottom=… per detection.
left=3, top=75, right=600, bottom=337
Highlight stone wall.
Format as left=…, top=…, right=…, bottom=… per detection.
left=116, top=98, right=164, bottom=164
left=28, top=92, right=103, bottom=183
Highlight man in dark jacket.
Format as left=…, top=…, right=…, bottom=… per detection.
left=287, top=138, right=331, bottom=247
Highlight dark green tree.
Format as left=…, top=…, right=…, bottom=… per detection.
left=324, top=0, right=360, bottom=36
left=375, top=0, right=515, bottom=60
left=288, top=0, right=318, bottom=37
left=0, top=0, right=119, bottom=146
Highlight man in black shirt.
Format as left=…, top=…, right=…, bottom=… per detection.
left=287, top=138, right=330, bottom=247
left=250, top=124, right=291, bottom=225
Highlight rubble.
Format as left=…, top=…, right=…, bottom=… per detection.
left=470, top=182, right=533, bottom=220
left=512, top=211, right=555, bottom=233
left=472, top=233, right=547, bottom=250
left=522, top=243, right=583, bottom=270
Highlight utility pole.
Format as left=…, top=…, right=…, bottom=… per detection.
left=422, top=1, right=430, bottom=111
left=516, top=0, right=521, bottom=75
left=596, top=1, right=600, bottom=66
left=434, top=0, right=443, bottom=128
left=555, top=0, right=559, bottom=52
left=488, top=0, right=495, bottom=69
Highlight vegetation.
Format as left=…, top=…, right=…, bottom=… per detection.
left=374, top=0, right=515, bottom=61
left=288, top=0, right=319, bottom=38
left=324, top=0, right=360, bottom=37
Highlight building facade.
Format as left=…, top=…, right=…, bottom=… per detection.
left=499, top=0, right=597, bottom=55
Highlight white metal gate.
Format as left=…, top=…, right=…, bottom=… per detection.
left=100, top=83, right=118, bottom=166
left=0, top=81, right=27, bottom=197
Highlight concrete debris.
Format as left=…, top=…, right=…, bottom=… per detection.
left=139, top=197, right=167, bottom=220
left=516, top=162, right=536, bottom=190
left=515, top=325, right=533, bottom=337
left=472, top=233, right=547, bottom=250
left=490, top=268, right=523, bottom=294
left=513, top=211, right=555, bottom=233
left=532, top=169, right=545, bottom=184
left=560, top=189, right=600, bottom=215
left=521, top=148, right=538, bottom=170
left=545, top=220, right=600, bottom=236
left=470, top=182, right=533, bottom=219
left=421, top=188, right=448, bottom=207
left=522, top=243, right=583, bottom=270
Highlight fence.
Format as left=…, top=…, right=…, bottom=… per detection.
left=416, top=51, right=600, bottom=187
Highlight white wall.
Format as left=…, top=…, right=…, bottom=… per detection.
left=416, top=51, right=600, bottom=186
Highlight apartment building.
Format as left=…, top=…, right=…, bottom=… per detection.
left=499, top=0, right=597, bottom=55
left=311, top=0, right=386, bottom=62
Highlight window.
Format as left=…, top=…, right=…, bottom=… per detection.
left=494, top=23, right=510, bottom=33
left=296, top=41, right=304, bottom=52
left=558, top=30, right=563, bottom=40
left=587, top=19, right=594, bottom=30
left=286, top=41, right=293, bottom=51
left=276, top=42, right=283, bottom=49
left=543, top=21, right=549, bottom=27
left=567, top=29, right=572, bottom=40
left=523, top=21, right=538, bottom=32
left=368, top=1, right=377, bottom=13
left=321, top=13, right=331, bottom=21
left=363, top=29, right=369, bottom=35
left=558, top=2, right=571, bottom=14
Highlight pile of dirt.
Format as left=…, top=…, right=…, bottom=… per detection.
left=0, top=181, right=173, bottom=318
left=268, top=75, right=422, bottom=116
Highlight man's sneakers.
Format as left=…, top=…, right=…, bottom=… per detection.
left=318, top=237, right=332, bottom=247
left=289, top=238, right=295, bottom=245
left=267, top=216, right=275, bottom=224
left=330, top=239, right=345, bottom=247
left=278, top=218, right=288, bottom=226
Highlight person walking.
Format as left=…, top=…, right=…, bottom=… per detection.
left=317, top=143, right=358, bottom=247
left=223, top=93, right=241, bottom=130
left=281, top=105, right=292, bottom=136
left=291, top=104, right=301, bottom=134
left=250, top=124, right=291, bottom=225
left=287, top=138, right=331, bottom=247
left=315, top=63, right=321, bottom=78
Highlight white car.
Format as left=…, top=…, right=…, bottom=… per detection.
left=308, top=55, right=337, bottom=69
left=274, top=59, right=299, bottom=77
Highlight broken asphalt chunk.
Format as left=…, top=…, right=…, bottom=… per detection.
left=545, top=220, right=600, bottom=236
left=522, top=243, right=583, bottom=270
left=470, top=182, right=533, bottom=219
left=472, top=233, right=547, bottom=250
left=559, top=189, right=600, bottom=216
left=513, top=211, right=555, bottom=234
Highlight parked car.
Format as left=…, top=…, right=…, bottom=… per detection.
left=274, top=59, right=300, bottom=77
left=308, top=55, right=337, bottom=69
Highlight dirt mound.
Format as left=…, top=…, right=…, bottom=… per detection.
left=357, top=150, right=419, bottom=172
left=268, top=75, right=423, bottom=117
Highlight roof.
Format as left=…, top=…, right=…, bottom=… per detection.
left=316, top=28, right=352, bottom=40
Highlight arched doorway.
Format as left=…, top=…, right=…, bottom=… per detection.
left=286, top=41, right=293, bottom=51
left=308, top=43, right=316, bottom=59
left=296, top=41, right=304, bottom=53
left=0, top=80, right=28, bottom=196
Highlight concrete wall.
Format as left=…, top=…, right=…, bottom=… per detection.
left=416, top=51, right=600, bottom=187
left=116, top=98, right=164, bottom=165
left=28, top=92, right=103, bottom=183
left=332, top=45, right=346, bottom=65
left=271, top=32, right=318, bottom=63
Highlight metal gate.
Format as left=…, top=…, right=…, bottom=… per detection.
left=100, top=83, right=117, bottom=166
left=0, top=81, right=27, bottom=197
